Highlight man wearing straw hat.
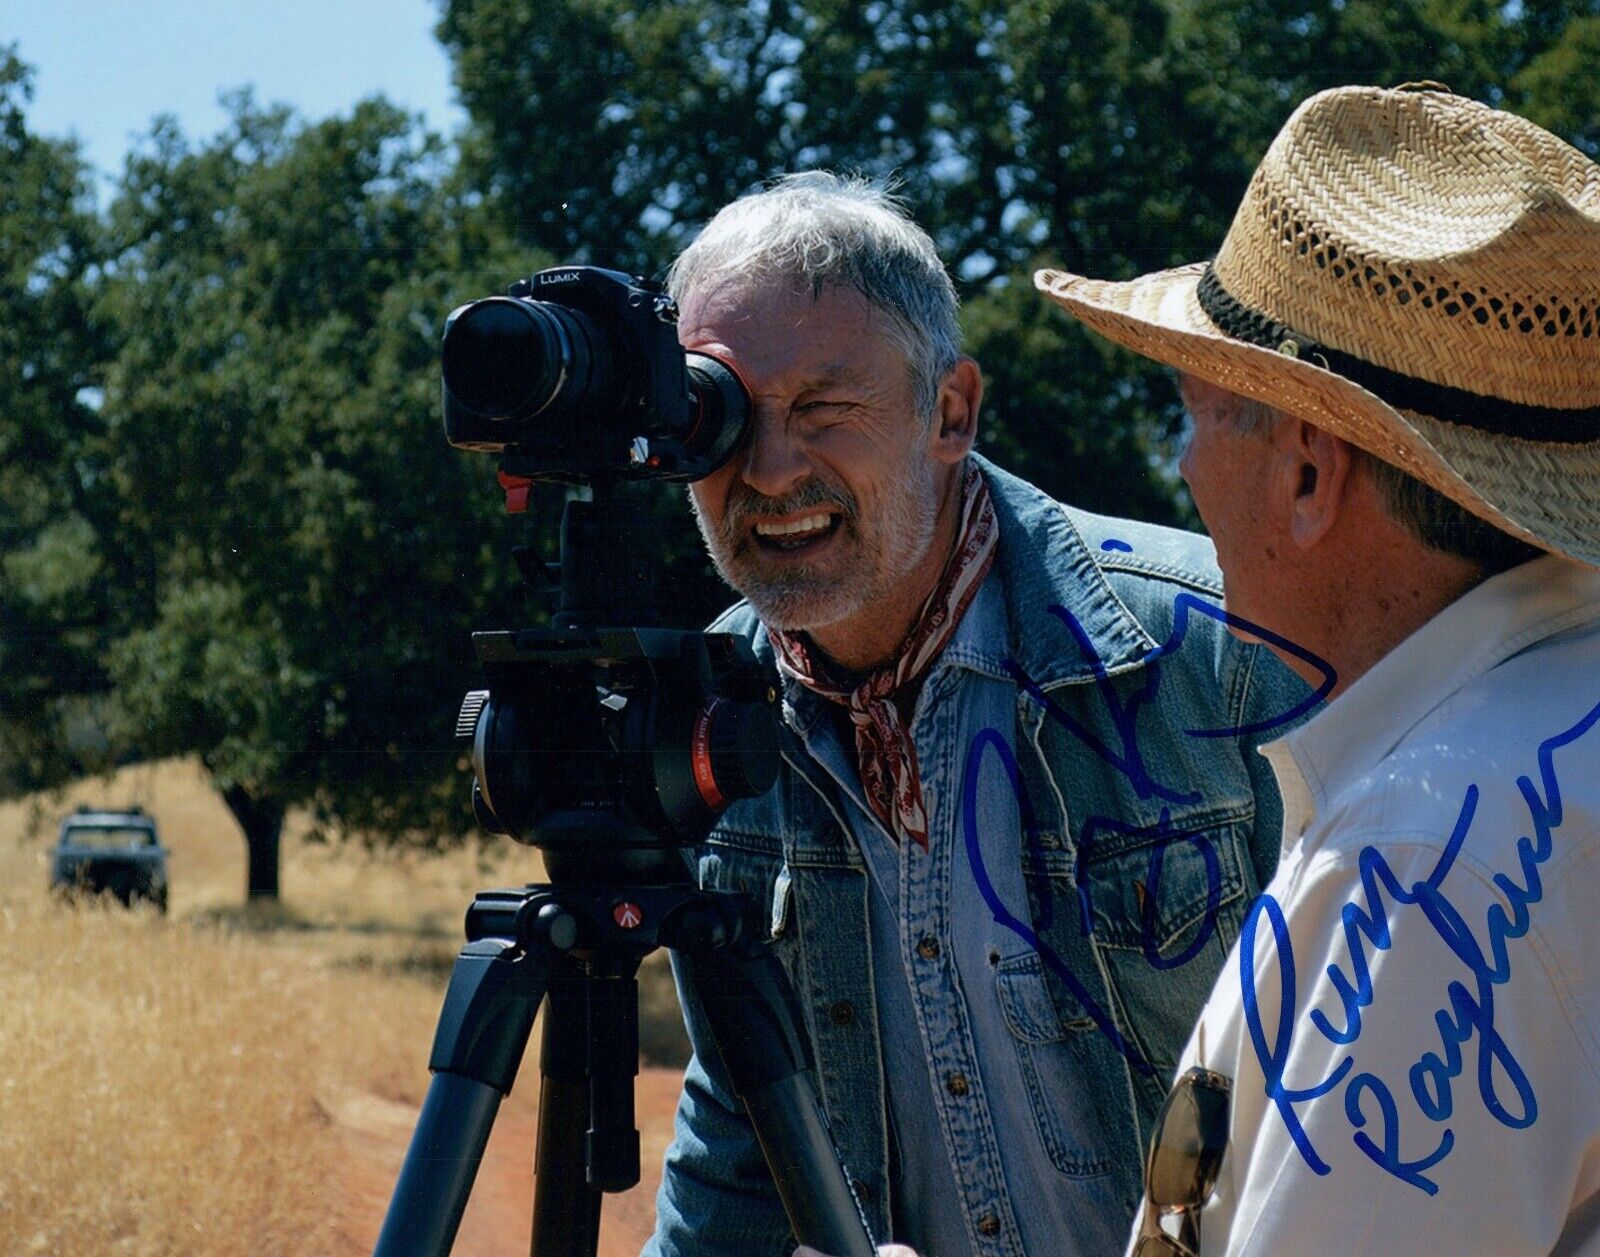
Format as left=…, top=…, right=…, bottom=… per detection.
left=1036, top=84, right=1600, bottom=1254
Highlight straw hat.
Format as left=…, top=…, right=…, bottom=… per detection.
left=1035, top=84, right=1600, bottom=567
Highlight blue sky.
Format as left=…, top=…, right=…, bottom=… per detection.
left=7, top=1, right=466, bottom=187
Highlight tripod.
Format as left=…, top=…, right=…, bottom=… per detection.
left=373, top=488, right=876, bottom=1257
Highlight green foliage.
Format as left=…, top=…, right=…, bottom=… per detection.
left=89, top=93, right=543, bottom=846
left=1515, top=15, right=1600, bottom=153
left=437, top=0, right=1007, bottom=275
left=964, top=276, right=1191, bottom=527
left=0, top=47, right=109, bottom=792
left=107, top=580, right=318, bottom=789
left=5, top=1, right=1598, bottom=867
left=436, top=0, right=1596, bottom=274
left=437, top=0, right=1599, bottom=530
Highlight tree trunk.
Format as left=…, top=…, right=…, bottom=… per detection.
left=221, top=784, right=285, bottom=901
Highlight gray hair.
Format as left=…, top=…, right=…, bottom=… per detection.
left=1223, top=397, right=1542, bottom=575
left=666, top=171, right=961, bottom=417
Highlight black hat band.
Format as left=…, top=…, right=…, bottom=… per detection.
left=1196, top=265, right=1600, bottom=445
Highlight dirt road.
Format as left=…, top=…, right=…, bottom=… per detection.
left=328, top=1066, right=684, bottom=1256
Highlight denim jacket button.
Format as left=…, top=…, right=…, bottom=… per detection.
left=976, top=1212, right=1000, bottom=1236
left=946, top=1072, right=970, bottom=1096
left=851, top=1178, right=874, bottom=1204
left=828, top=999, right=856, bottom=1026
left=916, top=935, right=941, bottom=960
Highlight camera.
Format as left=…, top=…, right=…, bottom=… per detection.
left=441, top=264, right=779, bottom=853
left=441, top=265, right=750, bottom=481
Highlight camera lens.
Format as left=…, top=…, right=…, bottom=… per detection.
left=682, top=352, right=752, bottom=475
left=441, top=296, right=605, bottom=421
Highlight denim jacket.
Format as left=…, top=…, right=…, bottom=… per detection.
left=646, top=456, right=1310, bottom=1255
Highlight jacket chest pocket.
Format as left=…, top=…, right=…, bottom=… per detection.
left=1068, top=808, right=1246, bottom=954
left=1050, top=808, right=1251, bottom=1076
left=993, top=953, right=1126, bottom=1179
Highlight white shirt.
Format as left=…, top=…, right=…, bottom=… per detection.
left=1128, top=555, right=1600, bottom=1256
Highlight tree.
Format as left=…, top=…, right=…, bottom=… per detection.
left=1514, top=12, right=1600, bottom=154
left=437, top=0, right=1008, bottom=277
left=0, top=48, right=112, bottom=797
left=11, top=2, right=1597, bottom=898
left=92, top=95, right=539, bottom=898
left=436, top=0, right=1600, bottom=525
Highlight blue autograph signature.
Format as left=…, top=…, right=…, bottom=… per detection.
left=1239, top=697, right=1600, bottom=1192
left=960, top=564, right=1335, bottom=1075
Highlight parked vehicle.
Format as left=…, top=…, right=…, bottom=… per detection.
left=50, top=806, right=169, bottom=912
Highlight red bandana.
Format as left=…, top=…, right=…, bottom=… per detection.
left=771, top=462, right=998, bottom=849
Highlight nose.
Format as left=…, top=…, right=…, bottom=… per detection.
left=740, top=406, right=809, bottom=500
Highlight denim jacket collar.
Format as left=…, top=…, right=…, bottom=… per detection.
left=973, top=453, right=1157, bottom=688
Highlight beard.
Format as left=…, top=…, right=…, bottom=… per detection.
left=692, top=455, right=941, bottom=633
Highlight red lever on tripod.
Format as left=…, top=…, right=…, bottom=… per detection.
left=497, top=469, right=535, bottom=513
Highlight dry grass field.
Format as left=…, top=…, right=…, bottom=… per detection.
left=0, top=759, right=685, bottom=1256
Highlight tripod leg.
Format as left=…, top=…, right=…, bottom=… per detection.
left=679, top=945, right=877, bottom=1257
left=373, top=1074, right=503, bottom=1256
left=531, top=977, right=604, bottom=1257
left=581, top=969, right=641, bottom=1192
left=375, top=935, right=554, bottom=1257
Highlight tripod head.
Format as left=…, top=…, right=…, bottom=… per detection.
left=455, top=479, right=783, bottom=878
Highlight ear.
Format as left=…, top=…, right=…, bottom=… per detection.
left=930, top=357, right=982, bottom=464
left=1287, top=421, right=1357, bottom=549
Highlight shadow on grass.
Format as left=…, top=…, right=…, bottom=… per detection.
left=337, top=943, right=693, bottom=1069
left=638, top=949, right=692, bottom=1068
left=186, top=899, right=460, bottom=940
left=332, top=948, right=462, bottom=983
left=189, top=901, right=694, bottom=1069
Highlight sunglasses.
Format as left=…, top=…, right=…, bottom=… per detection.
left=1134, top=1066, right=1232, bottom=1257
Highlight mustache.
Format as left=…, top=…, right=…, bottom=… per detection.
left=723, top=480, right=856, bottom=532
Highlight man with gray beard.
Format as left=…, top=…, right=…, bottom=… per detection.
left=645, top=173, right=1313, bottom=1257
